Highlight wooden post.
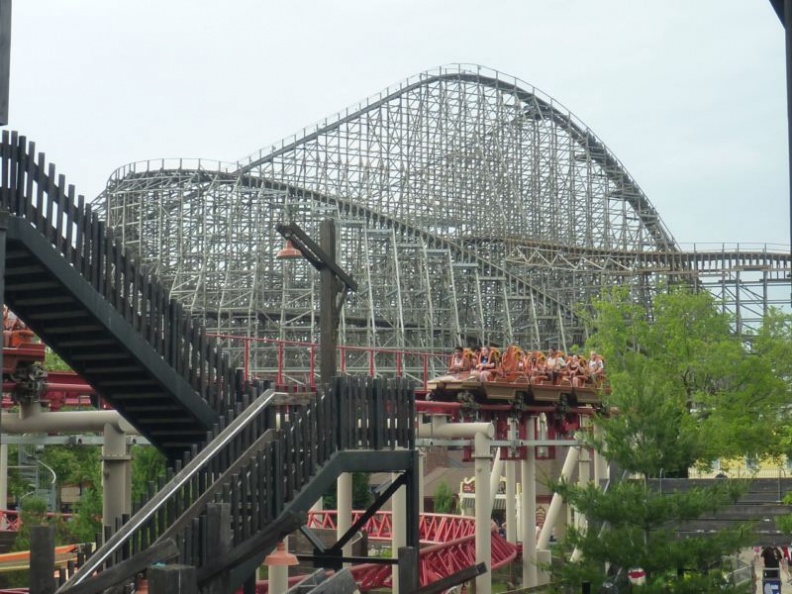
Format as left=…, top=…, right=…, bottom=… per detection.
left=204, top=503, right=232, bottom=594
left=397, top=546, right=419, bottom=594
left=30, top=525, right=56, bottom=594
left=319, top=217, right=337, bottom=389
left=148, top=565, right=198, bottom=594
left=0, top=0, right=10, bottom=125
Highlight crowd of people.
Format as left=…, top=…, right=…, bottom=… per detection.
left=445, top=344, right=605, bottom=387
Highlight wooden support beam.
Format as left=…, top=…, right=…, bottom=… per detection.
left=149, top=565, right=198, bottom=594
left=30, top=526, right=56, bottom=594
left=57, top=538, right=179, bottom=594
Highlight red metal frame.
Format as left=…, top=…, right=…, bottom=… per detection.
left=305, top=511, right=518, bottom=590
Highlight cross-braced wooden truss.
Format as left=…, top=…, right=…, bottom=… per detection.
left=98, top=65, right=791, bottom=382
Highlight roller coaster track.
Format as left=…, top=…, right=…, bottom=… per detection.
left=238, top=69, right=676, bottom=253
left=306, top=510, right=518, bottom=590
left=105, top=167, right=578, bottom=323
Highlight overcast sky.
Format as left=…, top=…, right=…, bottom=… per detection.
left=7, top=1, right=789, bottom=248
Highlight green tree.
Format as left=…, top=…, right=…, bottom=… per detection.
left=323, top=473, right=373, bottom=510
left=551, top=288, right=790, bottom=593
left=433, top=480, right=456, bottom=513
left=131, top=445, right=166, bottom=503
left=352, top=472, right=372, bottom=509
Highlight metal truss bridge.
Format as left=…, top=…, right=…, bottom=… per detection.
left=97, top=64, right=792, bottom=385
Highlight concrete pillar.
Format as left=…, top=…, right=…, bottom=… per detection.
left=102, top=422, right=131, bottom=533
left=267, top=537, right=290, bottom=594
left=537, top=445, right=579, bottom=550
left=489, top=446, right=503, bottom=510
left=505, top=460, right=517, bottom=543
left=593, top=424, right=608, bottom=486
left=521, top=417, right=537, bottom=587
left=474, top=431, right=492, bottom=594
left=336, top=473, right=352, bottom=561
left=391, top=472, right=407, bottom=594
left=418, top=448, right=425, bottom=514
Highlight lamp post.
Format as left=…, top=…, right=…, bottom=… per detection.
left=276, top=219, right=357, bottom=388
left=277, top=218, right=358, bottom=564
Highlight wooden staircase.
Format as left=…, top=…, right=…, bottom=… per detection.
left=648, top=477, right=792, bottom=546
left=0, top=131, right=250, bottom=462
left=0, top=132, right=419, bottom=594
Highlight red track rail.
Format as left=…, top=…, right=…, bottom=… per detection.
left=306, top=511, right=518, bottom=590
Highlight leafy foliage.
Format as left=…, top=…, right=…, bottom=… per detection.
left=323, top=472, right=373, bottom=510
left=433, top=480, right=456, bottom=513
left=551, top=288, right=791, bottom=592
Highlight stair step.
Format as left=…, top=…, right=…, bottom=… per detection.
left=99, top=379, right=159, bottom=387
left=138, top=417, right=196, bottom=424
left=42, top=325, right=104, bottom=335
left=82, top=366, right=144, bottom=374
left=6, top=248, right=34, bottom=260
left=70, top=352, right=130, bottom=361
left=148, top=428, right=207, bottom=435
left=4, top=264, right=46, bottom=277
left=123, top=404, right=183, bottom=413
left=26, top=309, right=90, bottom=321
left=14, top=295, right=75, bottom=306
left=58, top=338, right=116, bottom=347
left=6, top=280, right=60, bottom=291
left=112, top=392, right=169, bottom=400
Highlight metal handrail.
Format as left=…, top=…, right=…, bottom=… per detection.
left=58, top=388, right=280, bottom=591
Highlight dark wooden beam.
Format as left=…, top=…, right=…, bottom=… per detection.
left=57, top=538, right=179, bottom=594
left=770, top=0, right=784, bottom=25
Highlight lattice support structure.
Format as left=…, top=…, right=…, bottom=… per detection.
left=97, top=65, right=792, bottom=383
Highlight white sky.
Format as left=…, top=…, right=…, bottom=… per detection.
left=8, top=0, right=790, bottom=248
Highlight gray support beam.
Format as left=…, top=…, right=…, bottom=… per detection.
left=102, top=422, right=131, bottom=535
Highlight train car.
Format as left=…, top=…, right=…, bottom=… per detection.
left=422, top=345, right=609, bottom=408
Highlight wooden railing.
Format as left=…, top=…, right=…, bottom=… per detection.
left=0, top=131, right=243, bottom=414
left=61, top=376, right=414, bottom=594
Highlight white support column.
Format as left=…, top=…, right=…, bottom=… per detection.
left=417, top=417, right=495, bottom=594
left=474, top=431, right=492, bottom=594
left=391, top=472, right=407, bottom=594
left=418, top=448, right=425, bottom=514
left=537, top=444, right=580, bottom=550
left=505, top=460, right=517, bottom=543
left=489, top=446, right=503, bottom=509
left=0, top=443, right=6, bottom=529
left=267, top=537, right=290, bottom=594
left=337, top=473, right=352, bottom=561
left=593, top=424, right=608, bottom=486
left=102, top=422, right=132, bottom=533
left=521, top=418, right=537, bottom=587
left=569, top=445, right=591, bottom=563
left=505, top=418, right=517, bottom=543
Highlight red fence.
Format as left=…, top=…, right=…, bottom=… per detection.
left=209, top=334, right=447, bottom=390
